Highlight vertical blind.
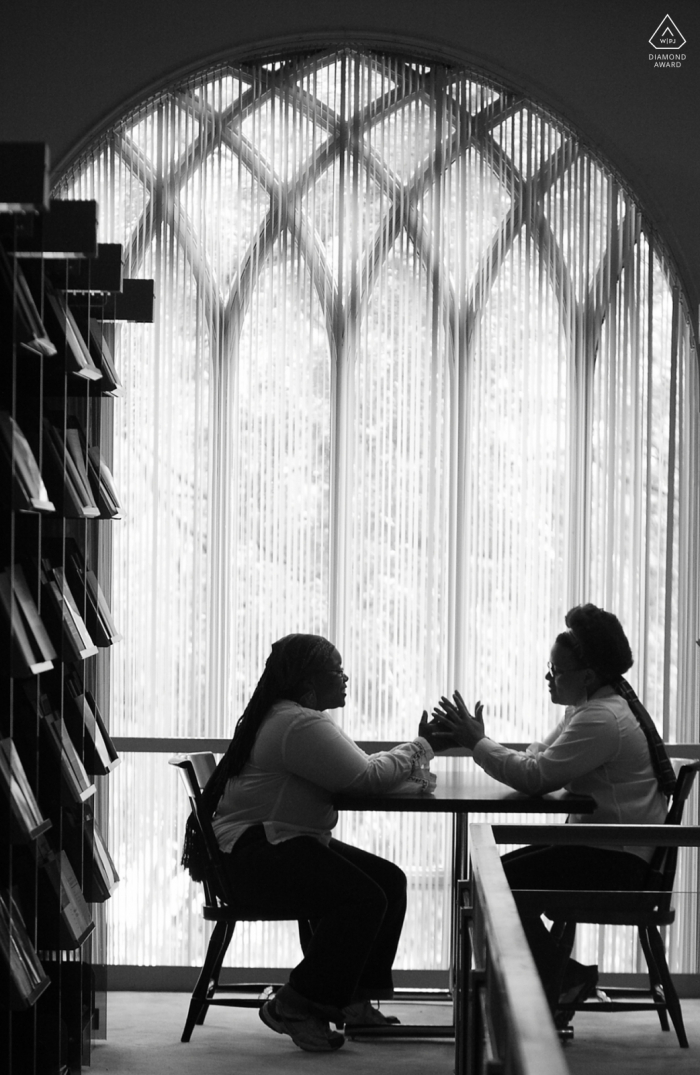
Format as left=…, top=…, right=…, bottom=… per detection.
left=57, top=49, right=699, bottom=973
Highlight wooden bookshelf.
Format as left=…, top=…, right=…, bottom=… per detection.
left=0, top=143, right=150, bottom=1075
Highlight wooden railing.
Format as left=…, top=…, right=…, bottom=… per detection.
left=462, top=822, right=700, bottom=1074
left=460, top=824, right=570, bottom=1075
left=489, top=824, right=700, bottom=848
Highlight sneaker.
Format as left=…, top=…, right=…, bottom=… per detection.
left=342, top=1000, right=401, bottom=1027
left=260, top=998, right=345, bottom=1052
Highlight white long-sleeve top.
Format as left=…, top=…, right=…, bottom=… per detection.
left=212, top=700, right=435, bottom=852
left=472, top=686, right=668, bottom=861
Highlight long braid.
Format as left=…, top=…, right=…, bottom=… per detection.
left=181, top=634, right=336, bottom=879
left=563, top=604, right=674, bottom=798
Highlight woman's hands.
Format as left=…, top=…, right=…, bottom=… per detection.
left=430, top=691, right=486, bottom=750
left=418, top=710, right=459, bottom=751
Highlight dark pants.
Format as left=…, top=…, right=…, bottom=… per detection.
left=502, top=844, right=650, bottom=1005
left=222, top=825, right=407, bottom=1011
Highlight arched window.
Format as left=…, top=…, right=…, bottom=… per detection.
left=58, top=49, right=698, bottom=974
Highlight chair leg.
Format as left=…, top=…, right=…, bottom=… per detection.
left=550, top=920, right=576, bottom=1004
left=181, top=920, right=237, bottom=1043
left=638, top=926, right=670, bottom=1032
left=644, top=925, right=689, bottom=1048
left=196, top=920, right=236, bottom=1025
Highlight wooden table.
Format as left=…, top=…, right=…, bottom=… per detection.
left=334, top=760, right=595, bottom=1042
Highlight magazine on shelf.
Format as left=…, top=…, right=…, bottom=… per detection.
left=11, top=564, right=57, bottom=664
left=43, top=285, right=102, bottom=382
left=0, top=411, right=55, bottom=512
left=47, top=713, right=96, bottom=805
left=64, top=670, right=120, bottom=775
left=64, top=539, right=121, bottom=646
left=64, top=427, right=96, bottom=507
left=37, top=849, right=94, bottom=949
left=65, top=803, right=120, bottom=902
left=0, top=737, right=51, bottom=841
left=51, top=565, right=97, bottom=653
left=23, top=685, right=96, bottom=805
left=0, top=244, right=56, bottom=359
left=89, top=813, right=120, bottom=899
left=83, top=317, right=124, bottom=395
left=0, top=566, right=54, bottom=676
left=87, top=446, right=123, bottom=519
left=0, top=890, right=50, bottom=1009
left=40, top=560, right=98, bottom=662
left=42, top=419, right=100, bottom=518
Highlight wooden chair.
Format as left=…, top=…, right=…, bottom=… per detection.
left=516, top=760, right=700, bottom=1048
left=169, top=751, right=301, bottom=1043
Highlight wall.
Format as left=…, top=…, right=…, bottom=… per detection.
left=2, top=0, right=698, bottom=330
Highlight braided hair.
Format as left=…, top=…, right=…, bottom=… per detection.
left=181, top=634, right=337, bottom=878
left=557, top=604, right=675, bottom=797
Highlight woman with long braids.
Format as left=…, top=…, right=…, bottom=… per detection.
left=188, top=633, right=435, bottom=1053
left=428, top=604, right=675, bottom=1023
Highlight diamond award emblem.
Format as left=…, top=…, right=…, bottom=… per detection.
left=649, top=15, right=686, bottom=50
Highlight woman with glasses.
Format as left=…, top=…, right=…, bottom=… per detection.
left=187, top=633, right=434, bottom=1052
left=428, top=603, right=673, bottom=1018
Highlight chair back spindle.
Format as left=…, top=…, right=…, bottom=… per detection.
left=645, top=761, right=700, bottom=909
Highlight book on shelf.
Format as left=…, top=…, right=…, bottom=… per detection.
left=0, top=565, right=55, bottom=676
left=0, top=243, right=56, bottom=358
left=37, top=849, right=95, bottom=950
left=0, top=736, right=52, bottom=842
left=87, top=446, right=123, bottom=519
left=0, top=411, right=55, bottom=512
left=40, top=559, right=99, bottom=662
left=42, top=418, right=100, bottom=518
left=64, top=538, right=122, bottom=646
left=64, top=670, right=120, bottom=775
left=0, top=889, right=51, bottom=1010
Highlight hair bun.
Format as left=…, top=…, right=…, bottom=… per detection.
left=564, top=603, right=633, bottom=683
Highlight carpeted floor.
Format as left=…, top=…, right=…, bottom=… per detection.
left=89, top=992, right=700, bottom=1075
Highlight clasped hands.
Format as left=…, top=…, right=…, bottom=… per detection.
left=419, top=690, right=486, bottom=752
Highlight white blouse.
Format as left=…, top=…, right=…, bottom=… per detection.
left=212, top=699, right=434, bottom=852
left=472, top=686, right=668, bottom=861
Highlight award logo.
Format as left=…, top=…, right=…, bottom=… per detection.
left=649, top=14, right=687, bottom=67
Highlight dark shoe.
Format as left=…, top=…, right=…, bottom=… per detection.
left=260, top=998, right=345, bottom=1052
left=342, top=1000, right=401, bottom=1027
left=558, top=964, right=599, bottom=1006
left=554, top=964, right=599, bottom=1028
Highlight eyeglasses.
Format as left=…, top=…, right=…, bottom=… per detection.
left=547, top=661, right=584, bottom=678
